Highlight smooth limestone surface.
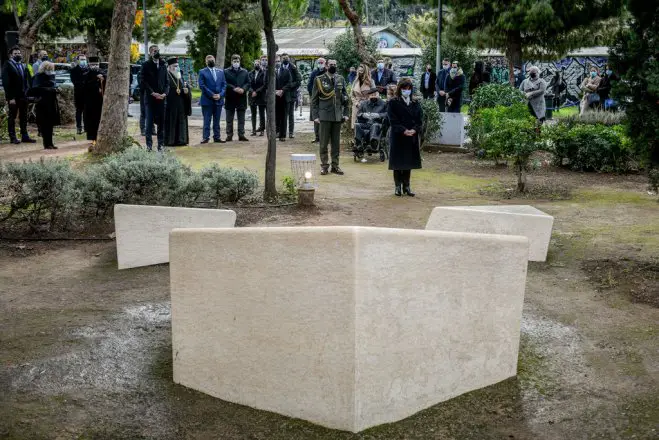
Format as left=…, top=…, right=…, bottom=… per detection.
left=425, top=205, right=554, bottom=262
left=170, top=226, right=529, bottom=432
left=114, top=204, right=236, bottom=269
left=431, top=112, right=465, bottom=146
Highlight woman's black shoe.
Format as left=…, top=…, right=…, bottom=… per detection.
left=403, top=186, right=415, bottom=197
left=395, top=185, right=402, bottom=197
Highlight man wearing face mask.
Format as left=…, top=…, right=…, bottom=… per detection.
left=307, top=57, right=327, bottom=143
left=2, top=46, right=36, bottom=144
left=249, top=58, right=268, bottom=136
left=82, top=56, right=107, bottom=145
left=280, top=54, right=301, bottom=139
left=354, top=88, right=387, bottom=158
left=514, top=65, right=525, bottom=89
left=420, top=63, right=437, bottom=100
left=32, top=50, right=49, bottom=76
left=275, top=54, right=294, bottom=141
left=224, top=54, right=251, bottom=142
left=198, top=55, right=227, bottom=144
left=140, top=45, right=169, bottom=151
left=347, top=66, right=357, bottom=84
left=70, top=54, right=89, bottom=135
left=163, top=57, right=191, bottom=146
left=371, top=58, right=396, bottom=98
left=435, top=58, right=451, bottom=112
left=445, top=61, right=465, bottom=113
left=311, top=59, right=349, bottom=175
left=597, top=65, right=617, bottom=111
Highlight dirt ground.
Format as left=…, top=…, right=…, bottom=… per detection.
left=0, top=122, right=658, bottom=439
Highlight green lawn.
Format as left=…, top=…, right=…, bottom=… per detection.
left=191, top=88, right=202, bottom=100
left=553, top=105, right=579, bottom=119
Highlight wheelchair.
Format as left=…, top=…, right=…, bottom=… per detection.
left=352, top=113, right=390, bottom=163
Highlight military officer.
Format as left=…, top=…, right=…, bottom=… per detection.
left=311, top=59, right=349, bottom=175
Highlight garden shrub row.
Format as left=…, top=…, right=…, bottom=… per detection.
left=0, top=147, right=259, bottom=231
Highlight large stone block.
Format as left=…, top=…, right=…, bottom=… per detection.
left=114, top=204, right=236, bottom=269
left=170, top=226, right=529, bottom=432
left=430, top=112, right=465, bottom=146
left=425, top=205, right=554, bottom=262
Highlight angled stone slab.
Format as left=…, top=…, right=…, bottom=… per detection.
left=425, top=205, right=554, bottom=262
left=430, top=112, right=465, bottom=147
left=170, top=226, right=528, bottom=432
left=114, top=204, right=236, bottom=269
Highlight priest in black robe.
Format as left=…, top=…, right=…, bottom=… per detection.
left=164, top=57, right=192, bottom=146
left=82, top=56, right=106, bottom=144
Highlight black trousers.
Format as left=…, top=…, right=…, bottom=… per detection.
left=275, top=96, right=288, bottom=138
left=7, top=98, right=29, bottom=141
left=393, top=170, right=412, bottom=187
left=250, top=104, right=266, bottom=132
left=314, top=121, right=319, bottom=141
left=41, top=123, right=54, bottom=148
left=225, top=107, right=246, bottom=137
left=287, top=100, right=296, bottom=136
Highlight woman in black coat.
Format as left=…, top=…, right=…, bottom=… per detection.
left=387, top=78, right=423, bottom=197
left=27, top=62, right=61, bottom=150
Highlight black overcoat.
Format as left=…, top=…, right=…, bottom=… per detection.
left=28, top=73, right=61, bottom=127
left=387, top=97, right=423, bottom=171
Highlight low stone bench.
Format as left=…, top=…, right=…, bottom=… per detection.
left=425, top=205, right=554, bottom=262
left=114, top=204, right=236, bottom=269
left=170, top=226, right=529, bottom=432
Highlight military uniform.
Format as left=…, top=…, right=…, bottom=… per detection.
left=311, top=72, right=349, bottom=172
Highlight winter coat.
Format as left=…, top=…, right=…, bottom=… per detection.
left=387, top=97, right=423, bottom=171
left=520, top=77, right=547, bottom=120
left=420, top=70, right=437, bottom=98
left=445, top=70, right=465, bottom=112
left=351, top=77, right=374, bottom=129
left=28, top=73, right=61, bottom=127
left=224, top=67, right=251, bottom=110
left=249, top=68, right=268, bottom=107
left=596, top=74, right=616, bottom=101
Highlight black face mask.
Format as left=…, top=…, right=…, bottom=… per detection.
left=153, top=51, right=160, bottom=59
left=13, top=55, right=22, bottom=62
left=41, top=56, right=48, bottom=61
left=530, top=72, right=537, bottom=79
left=207, top=61, right=215, bottom=68
left=370, top=98, right=378, bottom=103
left=255, top=65, right=260, bottom=70
left=282, top=59, right=289, bottom=66
left=328, top=66, right=337, bottom=74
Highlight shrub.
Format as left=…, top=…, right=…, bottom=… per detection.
left=420, top=99, right=444, bottom=145
left=327, top=29, right=380, bottom=76
left=546, top=122, right=632, bottom=172
left=468, top=103, right=531, bottom=161
left=648, top=169, right=659, bottom=195
left=486, top=116, right=542, bottom=192
left=0, top=106, right=7, bottom=142
left=0, top=158, right=81, bottom=230
left=563, top=109, right=626, bottom=126
left=469, top=83, right=526, bottom=114
left=199, top=164, right=259, bottom=207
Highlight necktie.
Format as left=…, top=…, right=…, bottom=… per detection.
left=211, top=68, right=216, bottom=82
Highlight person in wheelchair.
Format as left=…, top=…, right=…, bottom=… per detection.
left=354, top=88, right=387, bottom=153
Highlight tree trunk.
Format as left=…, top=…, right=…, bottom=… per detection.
left=506, top=32, right=522, bottom=86
left=92, top=0, right=137, bottom=155
left=337, top=0, right=376, bottom=66
left=515, top=159, right=527, bottom=193
left=216, top=9, right=230, bottom=69
left=86, top=28, right=99, bottom=57
left=261, top=0, right=278, bottom=201
left=15, top=0, right=61, bottom=60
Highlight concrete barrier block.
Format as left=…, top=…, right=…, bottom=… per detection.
left=425, top=205, right=554, bottom=262
left=114, top=204, right=236, bottom=269
left=170, top=226, right=528, bottom=432
left=430, top=112, right=465, bottom=146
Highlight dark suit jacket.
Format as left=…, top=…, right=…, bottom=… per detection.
left=276, top=66, right=295, bottom=103
left=224, top=67, right=251, bottom=110
left=435, top=68, right=450, bottom=94
left=140, top=59, right=169, bottom=96
left=249, top=68, right=268, bottom=106
left=371, top=68, right=396, bottom=91
left=2, top=60, right=29, bottom=101
left=69, top=65, right=88, bottom=88
left=198, top=67, right=226, bottom=107
left=420, top=70, right=437, bottom=97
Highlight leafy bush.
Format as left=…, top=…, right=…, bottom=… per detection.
left=468, top=103, right=531, bottom=161
left=327, top=29, right=380, bottom=75
left=0, top=159, right=81, bottom=230
left=648, top=169, right=659, bottom=195
left=420, top=99, right=444, bottom=145
left=546, top=122, right=632, bottom=172
left=469, top=83, right=526, bottom=114
left=199, top=164, right=259, bottom=207
left=0, top=106, right=7, bottom=142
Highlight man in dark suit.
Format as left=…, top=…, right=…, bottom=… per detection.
left=435, top=58, right=451, bottom=112
left=249, top=57, right=268, bottom=136
left=284, top=54, right=302, bottom=139
left=2, top=46, right=36, bottom=144
left=307, top=57, right=326, bottom=143
left=419, top=63, right=437, bottom=100
left=140, top=45, right=169, bottom=151
left=371, top=58, right=396, bottom=98
left=275, top=54, right=294, bottom=142
left=198, top=54, right=227, bottom=143
left=224, top=54, right=250, bottom=142
left=69, top=54, right=89, bottom=134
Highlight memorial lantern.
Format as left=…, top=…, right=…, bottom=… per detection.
left=290, top=154, right=317, bottom=206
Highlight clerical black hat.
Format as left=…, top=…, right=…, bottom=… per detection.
left=88, top=56, right=100, bottom=63
left=167, top=57, right=178, bottom=66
